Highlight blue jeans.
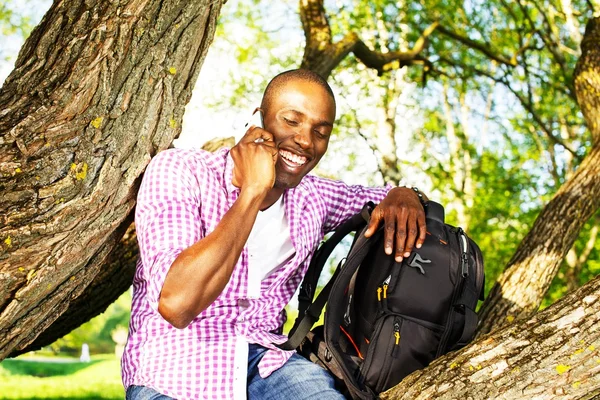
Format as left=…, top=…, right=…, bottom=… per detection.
left=126, top=344, right=344, bottom=400
left=126, top=385, right=174, bottom=399
left=247, top=344, right=344, bottom=400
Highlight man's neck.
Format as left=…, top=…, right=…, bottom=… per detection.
left=260, top=187, right=285, bottom=211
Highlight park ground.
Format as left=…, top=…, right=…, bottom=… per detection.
left=0, top=353, right=124, bottom=400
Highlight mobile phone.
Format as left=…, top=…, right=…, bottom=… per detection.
left=244, top=109, right=264, bottom=129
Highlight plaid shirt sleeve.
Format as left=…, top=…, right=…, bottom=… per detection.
left=309, top=176, right=394, bottom=232
left=135, top=149, right=205, bottom=311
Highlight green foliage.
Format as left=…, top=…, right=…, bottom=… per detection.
left=205, top=0, right=302, bottom=112
left=0, top=354, right=124, bottom=399
left=0, top=2, right=35, bottom=36
left=51, top=290, right=131, bottom=355
left=0, top=1, right=50, bottom=68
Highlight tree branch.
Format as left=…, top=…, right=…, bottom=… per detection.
left=298, top=0, right=437, bottom=78
left=436, top=25, right=517, bottom=67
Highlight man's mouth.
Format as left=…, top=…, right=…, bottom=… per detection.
left=279, top=149, right=308, bottom=167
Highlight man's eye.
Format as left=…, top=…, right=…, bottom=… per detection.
left=283, top=118, right=298, bottom=126
left=314, top=129, right=327, bottom=138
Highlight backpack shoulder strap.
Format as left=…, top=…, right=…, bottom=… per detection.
left=277, top=203, right=374, bottom=351
left=322, top=225, right=382, bottom=398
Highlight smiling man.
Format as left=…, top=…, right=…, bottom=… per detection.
left=122, top=69, right=427, bottom=400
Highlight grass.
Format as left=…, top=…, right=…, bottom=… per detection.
left=0, top=354, right=124, bottom=400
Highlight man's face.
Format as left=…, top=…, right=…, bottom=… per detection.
left=262, top=79, right=336, bottom=190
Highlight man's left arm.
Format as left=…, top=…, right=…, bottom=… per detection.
left=313, top=177, right=428, bottom=261
left=363, top=186, right=428, bottom=263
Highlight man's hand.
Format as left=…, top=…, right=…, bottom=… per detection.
left=364, top=187, right=427, bottom=262
left=230, top=125, right=278, bottom=195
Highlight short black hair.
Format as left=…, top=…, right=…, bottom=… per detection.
left=260, top=69, right=336, bottom=115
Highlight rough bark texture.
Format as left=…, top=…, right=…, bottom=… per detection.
left=381, top=275, right=600, bottom=400
left=477, top=17, right=600, bottom=336
left=0, top=0, right=224, bottom=359
left=12, top=221, right=138, bottom=356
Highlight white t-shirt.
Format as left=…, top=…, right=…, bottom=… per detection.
left=245, top=196, right=295, bottom=298
left=232, top=196, right=296, bottom=399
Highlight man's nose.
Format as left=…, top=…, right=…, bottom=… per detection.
left=293, top=126, right=312, bottom=149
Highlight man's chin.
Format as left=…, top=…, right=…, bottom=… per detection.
left=274, top=176, right=302, bottom=190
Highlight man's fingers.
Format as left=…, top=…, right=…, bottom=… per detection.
left=417, top=210, right=427, bottom=248
left=384, top=215, right=397, bottom=257
left=392, top=209, right=407, bottom=262
left=402, top=213, right=418, bottom=259
left=244, top=126, right=274, bottom=143
left=364, top=208, right=382, bottom=238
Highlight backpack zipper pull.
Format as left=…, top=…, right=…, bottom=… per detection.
left=458, top=228, right=469, bottom=277
left=392, top=319, right=401, bottom=357
left=382, top=275, right=391, bottom=298
left=377, top=287, right=383, bottom=302
left=343, top=294, right=353, bottom=326
left=382, top=274, right=391, bottom=309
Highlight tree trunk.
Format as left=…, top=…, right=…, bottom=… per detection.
left=0, top=0, right=224, bottom=359
left=477, top=17, right=600, bottom=336
left=381, top=275, right=600, bottom=400
left=476, top=145, right=600, bottom=336
left=11, top=222, right=139, bottom=357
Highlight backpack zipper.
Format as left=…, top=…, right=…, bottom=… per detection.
left=391, top=317, right=401, bottom=358
left=382, top=274, right=391, bottom=309
left=343, top=294, right=353, bottom=326
left=457, top=228, right=469, bottom=277
left=377, top=274, right=392, bottom=311
left=437, top=229, right=468, bottom=356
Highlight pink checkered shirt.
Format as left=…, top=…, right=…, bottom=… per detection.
left=121, top=148, right=390, bottom=399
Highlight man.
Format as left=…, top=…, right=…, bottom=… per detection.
left=122, top=69, right=427, bottom=400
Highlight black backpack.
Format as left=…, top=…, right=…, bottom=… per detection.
left=278, top=201, right=485, bottom=399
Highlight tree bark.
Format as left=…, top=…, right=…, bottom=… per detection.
left=0, top=0, right=224, bottom=359
left=381, top=275, right=600, bottom=400
left=477, top=17, right=600, bottom=336
left=11, top=221, right=139, bottom=356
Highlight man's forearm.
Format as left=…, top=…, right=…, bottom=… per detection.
left=158, top=187, right=265, bottom=328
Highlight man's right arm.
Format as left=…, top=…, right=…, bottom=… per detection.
left=157, top=127, right=277, bottom=329
left=158, top=185, right=265, bottom=328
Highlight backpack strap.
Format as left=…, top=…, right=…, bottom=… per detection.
left=277, top=203, right=374, bottom=351
left=322, top=225, right=383, bottom=399
left=454, top=307, right=478, bottom=348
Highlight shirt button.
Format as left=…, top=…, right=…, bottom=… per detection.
left=238, top=299, right=250, bottom=309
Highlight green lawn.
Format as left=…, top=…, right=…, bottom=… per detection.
left=0, top=354, right=124, bottom=400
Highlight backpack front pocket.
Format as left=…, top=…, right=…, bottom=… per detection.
left=359, top=314, right=444, bottom=393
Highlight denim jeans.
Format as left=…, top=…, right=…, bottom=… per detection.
left=126, top=344, right=345, bottom=400
left=247, top=343, right=345, bottom=400
left=126, top=385, right=174, bottom=399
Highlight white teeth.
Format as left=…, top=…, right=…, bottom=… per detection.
left=279, top=149, right=307, bottom=166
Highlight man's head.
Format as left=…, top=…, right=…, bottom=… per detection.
left=259, top=69, right=336, bottom=190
